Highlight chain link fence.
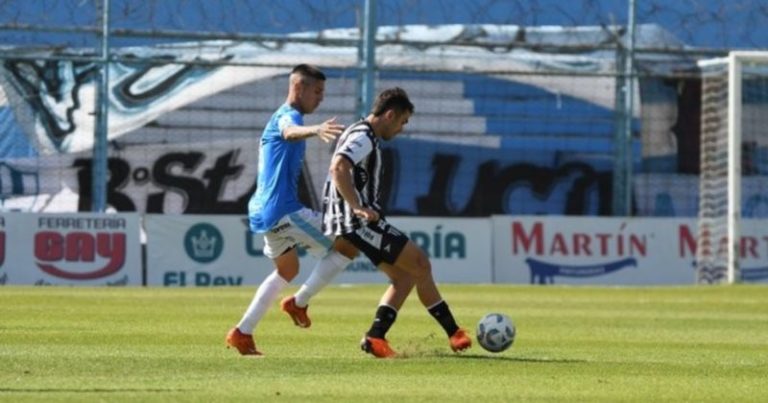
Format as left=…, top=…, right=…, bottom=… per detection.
left=1, top=1, right=765, bottom=216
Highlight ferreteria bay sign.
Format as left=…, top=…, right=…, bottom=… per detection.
left=0, top=213, right=142, bottom=285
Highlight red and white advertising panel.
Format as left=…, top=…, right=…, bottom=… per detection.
left=493, top=216, right=768, bottom=285
left=492, top=216, right=697, bottom=285
left=0, top=213, right=142, bottom=285
left=145, top=215, right=492, bottom=287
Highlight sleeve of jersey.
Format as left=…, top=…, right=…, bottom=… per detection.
left=278, top=110, right=302, bottom=133
left=336, top=132, right=373, bottom=164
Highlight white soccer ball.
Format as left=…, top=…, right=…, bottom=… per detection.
left=476, top=312, right=515, bottom=353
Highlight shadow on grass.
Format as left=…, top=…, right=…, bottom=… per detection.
left=0, top=388, right=191, bottom=393
left=393, top=346, right=585, bottom=363
left=450, top=354, right=585, bottom=363
left=393, top=334, right=586, bottom=363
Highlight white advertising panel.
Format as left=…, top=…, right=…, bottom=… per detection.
left=145, top=215, right=492, bottom=287
left=492, top=216, right=697, bottom=285
left=0, top=213, right=142, bottom=285
left=145, top=215, right=281, bottom=287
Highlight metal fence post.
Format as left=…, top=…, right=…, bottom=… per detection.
left=92, top=0, right=110, bottom=212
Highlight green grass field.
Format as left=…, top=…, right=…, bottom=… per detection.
left=2, top=285, right=767, bottom=402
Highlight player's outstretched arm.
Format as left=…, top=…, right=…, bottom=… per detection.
left=283, top=117, right=344, bottom=142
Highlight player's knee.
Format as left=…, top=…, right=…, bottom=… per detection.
left=389, top=272, right=415, bottom=291
left=411, top=252, right=433, bottom=279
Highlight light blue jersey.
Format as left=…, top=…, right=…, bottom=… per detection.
left=248, top=104, right=306, bottom=233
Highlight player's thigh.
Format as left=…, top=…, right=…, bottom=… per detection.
left=391, top=240, right=432, bottom=278
left=332, top=237, right=358, bottom=259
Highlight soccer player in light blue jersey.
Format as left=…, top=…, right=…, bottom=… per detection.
left=226, top=64, right=357, bottom=356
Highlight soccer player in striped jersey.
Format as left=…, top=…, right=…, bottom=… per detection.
left=226, top=64, right=358, bottom=356
left=322, top=87, right=472, bottom=358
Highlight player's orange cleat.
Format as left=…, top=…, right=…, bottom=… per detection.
left=449, top=328, right=472, bottom=352
left=226, top=327, right=263, bottom=356
left=280, top=296, right=311, bottom=328
left=360, top=335, right=397, bottom=358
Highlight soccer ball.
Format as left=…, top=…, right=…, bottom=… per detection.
left=476, top=313, right=515, bottom=353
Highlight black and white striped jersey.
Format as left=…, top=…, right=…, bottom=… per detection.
left=322, top=120, right=383, bottom=235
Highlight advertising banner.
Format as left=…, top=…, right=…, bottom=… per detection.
left=145, top=215, right=492, bottom=287
left=145, top=215, right=276, bottom=287
left=492, top=216, right=697, bottom=285
left=0, top=138, right=259, bottom=214
left=0, top=213, right=142, bottom=285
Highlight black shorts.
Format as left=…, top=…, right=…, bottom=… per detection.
left=341, top=219, right=409, bottom=266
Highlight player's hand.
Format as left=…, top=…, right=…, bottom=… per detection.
left=317, top=117, right=344, bottom=143
left=352, top=207, right=379, bottom=222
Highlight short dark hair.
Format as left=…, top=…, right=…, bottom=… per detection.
left=371, top=87, right=414, bottom=117
left=291, top=64, right=326, bottom=82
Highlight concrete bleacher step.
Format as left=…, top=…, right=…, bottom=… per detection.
left=455, top=74, right=643, bottom=157
left=473, top=99, right=614, bottom=118
left=126, top=71, right=640, bottom=160
left=217, top=76, right=465, bottom=98
left=304, top=112, right=485, bottom=134
left=486, top=118, right=615, bottom=137
left=123, top=126, right=489, bottom=145
left=149, top=73, right=481, bottom=134
left=119, top=126, right=253, bottom=145
left=463, top=77, right=560, bottom=98
left=152, top=110, right=486, bottom=135
left=321, top=77, right=465, bottom=97
left=498, top=134, right=641, bottom=155
left=186, top=94, right=474, bottom=115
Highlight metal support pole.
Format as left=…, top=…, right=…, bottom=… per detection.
left=91, top=0, right=110, bottom=212
left=623, top=0, right=637, bottom=216
left=612, top=47, right=627, bottom=216
left=612, top=0, right=636, bottom=216
left=358, top=0, right=376, bottom=118
left=726, top=53, right=742, bottom=284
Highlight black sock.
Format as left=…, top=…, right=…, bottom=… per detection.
left=366, top=305, right=397, bottom=339
left=428, top=300, right=459, bottom=337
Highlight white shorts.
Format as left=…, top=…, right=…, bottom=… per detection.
left=262, top=207, right=334, bottom=259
